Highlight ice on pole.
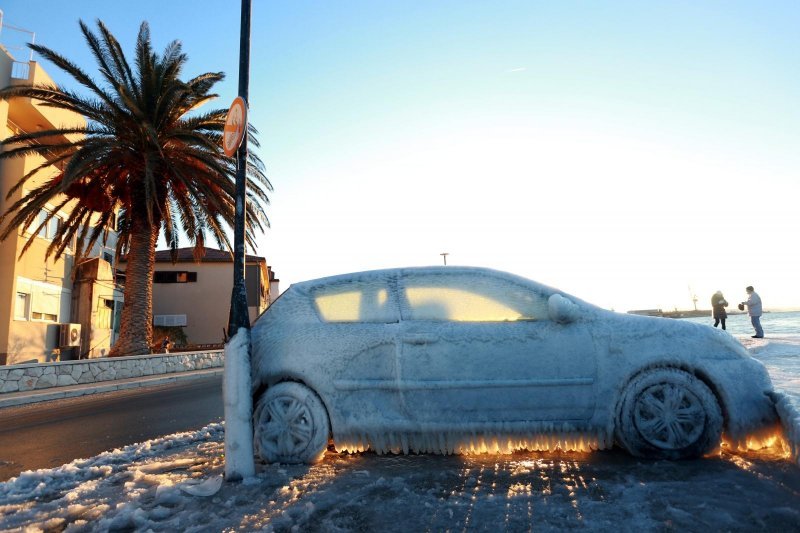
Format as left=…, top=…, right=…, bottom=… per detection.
left=224, top=327, right=255, bottom=480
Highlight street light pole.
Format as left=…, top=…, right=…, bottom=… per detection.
left=229, top=1, right=251, bottom=337
left=440, top=252, right=449, bottom=266
left=224, top=0, right=255, bottom=482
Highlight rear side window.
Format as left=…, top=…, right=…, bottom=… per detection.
left=312, top=279, right=398, bottom=323
left=401, top=273, right=548, bottom=322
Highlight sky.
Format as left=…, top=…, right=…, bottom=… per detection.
left=1, top=1, right=799, bottom=312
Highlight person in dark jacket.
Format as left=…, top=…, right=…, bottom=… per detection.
left=711, top=290, right=728, bottom=330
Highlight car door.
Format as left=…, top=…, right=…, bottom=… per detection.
left=307, top=274, right=405, bottom=430
left=397, top=271, right=596, bottom=425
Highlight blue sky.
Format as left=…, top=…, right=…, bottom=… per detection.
left=2, top=1, right=799, bottom=311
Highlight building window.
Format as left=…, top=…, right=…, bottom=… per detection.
left=103, top=252, right=114, bottom=265
left=49, top=216, right=61, bottom=238
left=15, top=277, right=68, bottom=324
left=31, top=311, right=58, bottom=322
left=30, top=287, right=61, bottom=323
left=37, top=210, right=48, bottom=238
left=98, top=298, right=114, bottom=329
left=154, top=271, right=198, bottom=283
left=15, top=292, right=30, bottom=320
left=36, top=209, right=62, bottom=239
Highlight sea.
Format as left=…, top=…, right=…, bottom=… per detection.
left=679, top=310, right=800, bottom=336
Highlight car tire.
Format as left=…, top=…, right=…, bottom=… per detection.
left=615, top=368, right=723, bottom=460
left=253, top=382, right=330, bottom=464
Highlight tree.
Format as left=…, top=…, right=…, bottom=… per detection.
left=0, top=20, right=271, bottom=356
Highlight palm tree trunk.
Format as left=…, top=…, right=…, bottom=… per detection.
left=109, top=220, right=158, bottom=356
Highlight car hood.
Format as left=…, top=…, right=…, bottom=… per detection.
left=597, top=311, right=751, bottom=360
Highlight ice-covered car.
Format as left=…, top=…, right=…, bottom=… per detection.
left=250, top=267, right=777, bottom=463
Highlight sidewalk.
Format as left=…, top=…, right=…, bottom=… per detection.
left=0, top=367, right=223, bottom=409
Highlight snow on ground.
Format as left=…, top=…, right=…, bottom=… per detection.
left=0, top=336, right=798, bottom=532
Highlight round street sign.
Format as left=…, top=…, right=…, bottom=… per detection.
left=223, top=96, right=247, bottom=157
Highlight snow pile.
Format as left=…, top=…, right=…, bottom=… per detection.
left=0, top=424, right=223, bottom=531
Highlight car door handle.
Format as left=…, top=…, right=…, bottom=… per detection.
left=401, top=334, right=439, bottom=345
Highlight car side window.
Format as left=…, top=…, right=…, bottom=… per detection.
left=312, top=279, right=398, bottom=323
left=401, top=273, right=549, bottom=322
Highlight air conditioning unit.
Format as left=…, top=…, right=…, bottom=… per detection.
left=60, top=323, right=82, bottom=347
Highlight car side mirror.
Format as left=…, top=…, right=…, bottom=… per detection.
left=548, top=294, right=580, bottom=324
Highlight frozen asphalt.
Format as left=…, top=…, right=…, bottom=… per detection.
left=0, top=367, right=223, bottom=409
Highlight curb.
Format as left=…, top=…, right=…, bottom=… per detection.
left=0, top=368, right=224, bottom=409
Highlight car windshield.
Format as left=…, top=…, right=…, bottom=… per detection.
left=401, top=273, right=549, bottom=322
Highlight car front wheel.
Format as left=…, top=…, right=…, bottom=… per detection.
left=253, top=382, right=330, bottom=464
left=616, top=368, right=723, bottom=460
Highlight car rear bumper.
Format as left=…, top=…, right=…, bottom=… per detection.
left=700, top=357, right=778, bottom=442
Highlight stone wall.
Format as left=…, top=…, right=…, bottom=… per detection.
left=0, top=350, right=223, bottom=394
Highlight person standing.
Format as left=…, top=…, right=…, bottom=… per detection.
left=741, top=286, right=764, bottom=338
left=711, top=290, right=728, bottom=330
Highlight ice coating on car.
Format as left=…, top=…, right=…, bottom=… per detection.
left=250, top=266, right=780, bottom=462
left=772, top=391, right=800, bottom=465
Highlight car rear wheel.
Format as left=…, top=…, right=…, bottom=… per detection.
left=616, top=368, right=723, bottom=460
left=253, top=382, right=330, bottom=464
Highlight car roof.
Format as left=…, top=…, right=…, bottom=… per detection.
left=289, top=266, right=544, bottom=294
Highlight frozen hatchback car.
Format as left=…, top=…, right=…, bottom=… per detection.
left=250, top=267, right=777, bottom=463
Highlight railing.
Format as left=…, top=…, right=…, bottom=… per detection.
left=10, top=60, right=30, bottom=80
left=6, top=118, right=68, bottom=171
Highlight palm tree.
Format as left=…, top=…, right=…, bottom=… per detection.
left=0, top=21, right=271, bottom=356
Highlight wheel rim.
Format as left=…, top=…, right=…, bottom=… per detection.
left=257, top=395, right=315, bottom=458
left=633, top=383, right=706, bottom=450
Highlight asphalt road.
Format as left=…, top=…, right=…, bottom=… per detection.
left=0, top=375, right=223, bottom=481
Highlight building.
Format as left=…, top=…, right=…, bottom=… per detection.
left=129, top=247, right=276, bottom=346
left=0, top=37, right=122, bottom=364
left=268, top=267, right=280, bottom=305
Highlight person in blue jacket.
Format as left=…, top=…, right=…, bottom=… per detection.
left=741, top=286, right=763, bottom=338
